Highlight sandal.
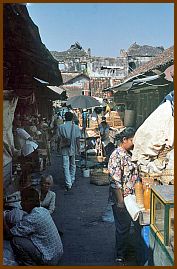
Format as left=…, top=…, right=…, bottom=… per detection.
left=115, top=257, right=126, bottom=265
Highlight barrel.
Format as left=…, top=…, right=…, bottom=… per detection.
left=124, top=109, right=135, bottom=127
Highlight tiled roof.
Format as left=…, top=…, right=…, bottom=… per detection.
left=62, top=72, right=89, bottom=84
left=123, top=46, right=174, bottom=81
left=61, top=72, right=81, bottom=83
left=103, top=46, right=174, bottom=92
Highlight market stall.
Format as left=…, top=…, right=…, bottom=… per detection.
left=149, top=185, right=174, bottom=266
left=124, top=90, right=174, bottom=266
left=123, top=172, right=174, bottom=265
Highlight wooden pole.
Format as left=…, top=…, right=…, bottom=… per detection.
left=84, top=127, right=87, bottom=168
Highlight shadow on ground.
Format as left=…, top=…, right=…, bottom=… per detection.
left=46, top=152, right=137, bottom=266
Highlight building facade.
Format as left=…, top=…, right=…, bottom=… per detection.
left=51, top=42, right=164, bottom=98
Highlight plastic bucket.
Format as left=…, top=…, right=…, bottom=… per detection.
left=83, top=169, right=90, bottom=177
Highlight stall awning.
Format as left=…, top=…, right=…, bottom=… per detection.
left=103, top=73, right=171, bottom=93
left=47, top=86, right=64, bottom=95
left=34, top=77, right=49, bottom=85
left=33, top=79, right=64, bottom=101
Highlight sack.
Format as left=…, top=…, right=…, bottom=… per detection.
left=60, top=137, right=71, bottom=148
left=60, top=123, right=74, bottom=149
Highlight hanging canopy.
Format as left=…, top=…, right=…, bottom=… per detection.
left=66, top=95, right=101, bottom=109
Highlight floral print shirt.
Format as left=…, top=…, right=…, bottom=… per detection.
left=108, top=146, right=138, bottom=199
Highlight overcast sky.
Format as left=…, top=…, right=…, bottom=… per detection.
left=27, top=3, right=174, bottom=57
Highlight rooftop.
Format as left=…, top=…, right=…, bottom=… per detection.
left=127, top=42, right=164, bottom=57
left=125, top=45, right=174, bottom=81
left=51, top=42, right=89, bottom=61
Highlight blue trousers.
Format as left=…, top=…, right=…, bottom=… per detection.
left=62, top=155, right=76, bottom=188
left=112, top=204, right=131, bottom=259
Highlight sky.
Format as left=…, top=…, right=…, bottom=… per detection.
left=27, top=3, right=174, bottom=57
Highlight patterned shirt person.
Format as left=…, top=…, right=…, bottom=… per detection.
left=10, top=207, right=63, bottom=265
left=108, top=146, right=138, bottom=205
left=107, top=127, right=138, bottom=265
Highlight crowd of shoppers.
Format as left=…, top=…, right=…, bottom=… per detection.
left=4, top=107, right=141, bottom=266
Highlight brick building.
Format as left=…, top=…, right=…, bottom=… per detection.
left=51, top=42, right=164, bottom=98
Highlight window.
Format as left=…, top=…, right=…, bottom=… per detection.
left=58, top=63, right=65, bottom=70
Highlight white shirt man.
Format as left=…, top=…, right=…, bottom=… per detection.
left=58, top=112, right=81, bottom=190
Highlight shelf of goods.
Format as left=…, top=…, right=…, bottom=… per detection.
left=149, top=185, right=174, bottom=266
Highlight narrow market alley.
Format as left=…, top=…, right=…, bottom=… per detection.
left=45, top=152, right=137, bottom=266
left=3, top=3, right=174, bottom=267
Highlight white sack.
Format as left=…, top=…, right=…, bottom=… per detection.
left=132, top=101, right=174, bottom=172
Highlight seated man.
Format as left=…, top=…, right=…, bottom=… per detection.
left=4, top=187, right=63, bottom=266
left=40, top=174, right=56, bottom=214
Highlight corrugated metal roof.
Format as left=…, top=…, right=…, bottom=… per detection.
left=103, top=46, right=174, bottom=93
left=125, top=46, right=174, bottom=81
left=47, top=86, right=64, bottom=94
left=61, top=72, right=81, bottom=84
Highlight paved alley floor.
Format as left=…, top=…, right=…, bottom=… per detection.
left=45, top=152, right=137, bottom=266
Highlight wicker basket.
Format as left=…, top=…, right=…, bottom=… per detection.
left=141, top=169, right=174, bottom=185
left=90, top=168, right=109, bottom=186
left=87, top=155, right=106, bottom=163
left=97, top=156, right=106, bottom=162
left=106, top=119, right=113, bottom=127
left=160, top=169, right=174, bottom=185
left=37, top=149, right=48, bottom=156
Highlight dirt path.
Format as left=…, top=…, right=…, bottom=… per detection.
left=46, top=152, right=137, bottom=266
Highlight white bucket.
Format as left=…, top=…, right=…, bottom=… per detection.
left=83, top=169, right=90, bottom=177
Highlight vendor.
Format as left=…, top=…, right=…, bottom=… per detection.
left=40, top=174, right=56, bottom=214
left=37, top=119, right=51, bottom=167
left=99, top=116, right=110, bottom=146
left=14, top=120, right=39, bottom=173
left=105, top=102, right=111, bottom=116
left=108, top=127, right=138, bottom=265
left=15, top=120, right=38, bottom=157
left=82, top=109, right=89, bottom=129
